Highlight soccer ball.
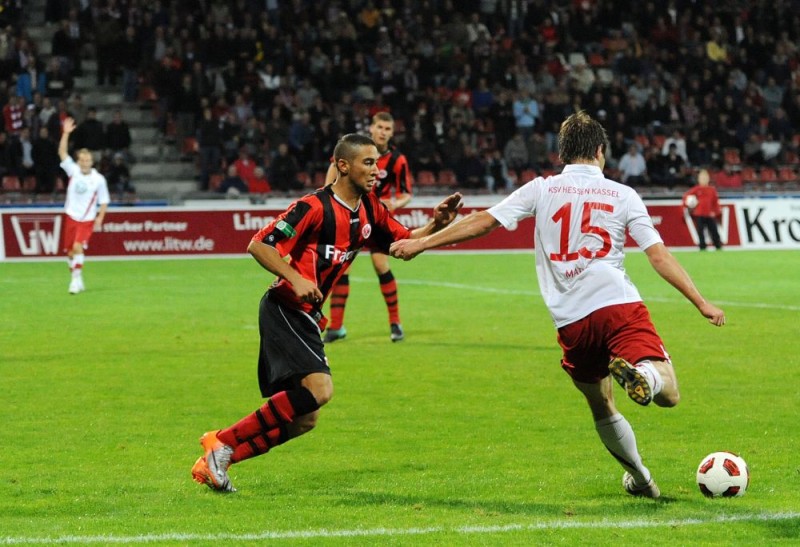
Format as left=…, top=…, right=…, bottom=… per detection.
left=685, top=194, right=699, bottom=209
left=696, top=451, right=750, bottom=497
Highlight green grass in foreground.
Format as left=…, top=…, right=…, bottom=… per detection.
left=0, top=250, right=798, bottom=545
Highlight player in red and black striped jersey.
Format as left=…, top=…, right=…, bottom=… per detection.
left=323, top=112, right=413, bottom=343
left=191, top=133, right=462, bottom=492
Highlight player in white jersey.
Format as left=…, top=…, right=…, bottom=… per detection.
left=390, top=111, right=725, bottom=499
left=59, top=117, right=110, bottom=294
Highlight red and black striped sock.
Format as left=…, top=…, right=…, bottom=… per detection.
left=230, top=425, right=289, bottom=463
left=217, top=388, right=319, bottom=448
left=378, top=270, right=400, bottom=324
left=327, top=274, right=349, bottom=330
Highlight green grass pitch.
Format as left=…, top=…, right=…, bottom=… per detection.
left=1, top=250, right=798, bottom=545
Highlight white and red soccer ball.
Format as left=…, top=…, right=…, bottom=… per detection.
left=696, top=451, right=750, bottom=497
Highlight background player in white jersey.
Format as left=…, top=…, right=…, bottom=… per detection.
left=390, top=111, right=725, bottom=499
left=59, top=117, right=110, bottom=294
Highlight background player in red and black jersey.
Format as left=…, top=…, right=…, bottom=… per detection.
left=323, top=112, right=413, bottom=343
left=191, top=133, right=462, bottom=492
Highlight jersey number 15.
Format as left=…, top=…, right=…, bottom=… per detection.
left=549, top=202, right=613, bottom=262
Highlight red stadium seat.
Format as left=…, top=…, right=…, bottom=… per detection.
left=415, top=170, right=436, bottom=187
left=519, top=169, right=538, bottom=183
left=778, top=166, right=797, bottom=184
left=588, top=52, right=607, bottom=67
left=759, top=167, right=777, bottom=183
left=724, top=148, right=741, bottom=166
left=740, top=166, right=758, bottom=184
left=3, top=175, right=22, bottom=192
left=438, top=169, right=458, bottom=187
left=711, top=169, right=743, bottom=188
left=634, top=134, right=650, bottom=149
left=2, top=176, right=21, bottom=191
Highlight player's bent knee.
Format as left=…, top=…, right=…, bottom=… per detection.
left=313, top=389, right=333, bottom=406
left=302, top=373, right=334, bottom=406
left=655, top=390, right=680, bottom=407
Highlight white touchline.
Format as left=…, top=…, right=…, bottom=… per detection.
left=350, top=277, right=800, bottom=312
left=2, top=512, right=798, bottom=544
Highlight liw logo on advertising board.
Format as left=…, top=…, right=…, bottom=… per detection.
left=10, top=214, right=62, bottom=256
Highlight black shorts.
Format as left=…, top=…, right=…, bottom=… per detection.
left=257, top=291, right=330, bottom=397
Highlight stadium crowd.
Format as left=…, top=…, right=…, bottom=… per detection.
left=2, top=0, right=800, bottom=197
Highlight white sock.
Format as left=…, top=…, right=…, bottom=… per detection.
left=595, top=413, right=651, bottom=485
left=72, top=254, right=85, bottom=279
left=635, top=360, right=663, bottom=395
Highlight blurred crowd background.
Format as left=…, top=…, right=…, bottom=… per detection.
left=2, top=0, right=800, bottom=199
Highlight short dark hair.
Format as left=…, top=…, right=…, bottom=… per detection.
left=333, top=133, right=376, bottom=163
left=372, top=111, right=394, bottom=124
left=557, top=110, right=609, bottom=164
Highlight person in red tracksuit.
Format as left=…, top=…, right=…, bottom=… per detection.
left=683, top=169, right=722, bottom=251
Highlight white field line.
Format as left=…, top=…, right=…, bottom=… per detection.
left=2, top=512, right=798, bottom=544
left=352, top=277, right=800, bottom=312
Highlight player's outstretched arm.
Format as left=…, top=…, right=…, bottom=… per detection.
left=392, top=209, right=499, bottom=261
left=58, top=117, right=76, bottom=161
left=406, top=192, right=463, bottom=240
left=644, top=242, right=726, bottom=326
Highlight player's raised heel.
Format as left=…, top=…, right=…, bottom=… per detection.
left=192, top=456, right=236, bottom=493
left=193, top=430, right=236, bottom=492
left=390, top=323, right=404, bottom=342
left=609, top=357, right=653, bottom=406
left=623, top=472, right=661, bottom=498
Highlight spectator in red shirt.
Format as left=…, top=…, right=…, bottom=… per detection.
left=683, top=169, right=723, bottom=251
left=232, top=147, right=257, bottom=189
left=248, top=166, right=271, bottom=194
left=3, top=95, right=25, bottom=137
